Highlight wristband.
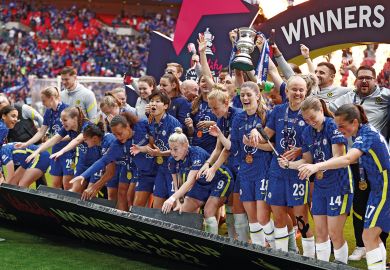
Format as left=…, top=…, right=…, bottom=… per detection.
left=274, top=54, right=282, bottom=58
left=167, top=196, right=176, bottom=204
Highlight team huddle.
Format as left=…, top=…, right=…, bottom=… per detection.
left=0, top=35, right=389, bottom=270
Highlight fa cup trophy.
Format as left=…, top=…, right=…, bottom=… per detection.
left=231, top=27, right=257, bottom=71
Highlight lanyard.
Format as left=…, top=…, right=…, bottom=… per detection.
left=358, top=157, right=367, bottom=183
left=353, top=93, right=365, bottom=105
left=244, top=113, right=258, bottom=136
left=312, top=126, right=325, bottom=163
left=283, top=106, right=301, bottom=151
left=221, top=108, right=232, bottom=137
left=123, top=136, right=135, bottom=163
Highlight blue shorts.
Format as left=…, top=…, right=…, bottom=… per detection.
left=106, top=168, right=119, bottom=188
left=135, top=175, right=155, bottom=193
left=153, top=168, right=174, bottom=199
left=233, top=175, right=240, bottom=193
left=88, top=170, right=103, bottom=184
left=266, top=175, right=309, bottom=207
left=239, top=177, right=268, bottom=202
left=364, top=187, right=390, bottom=233
left=311, top=190, right=353, bottom=216
left=27, top=151, right=50, bottom=173
left=50, top=153, right=74, bottom=176
left=187, top=168, right=232, bottom=202
left=118, top=164, right=135, bottom=185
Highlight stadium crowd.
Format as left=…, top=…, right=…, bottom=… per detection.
left=0, top=1, right=176, bottom=101
left=1, top=2, right=390, bottom=270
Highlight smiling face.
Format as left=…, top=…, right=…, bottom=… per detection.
left=138, top=81, right=153, bottom=100
left=240, top=86, right=259, bottom=113
left=2, top=109, right=18, bottom=129
left=61, top=73, right=77, bottom=90
left=169, top=141, right=188, bottom=161
left=199, top=77, right=210, bottom=93
left=60, top=112, right=78, bottom=131
left=286, top=77, right=307, bottom=108
left=315, top=65, right=334, bottom=88
left=335, top=115, right=359, bottom=138
left=302, top=108, right=324, bottom=131
left=356, top=69, right=376, bottom=97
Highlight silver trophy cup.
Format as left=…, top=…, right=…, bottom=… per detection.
left=231, top=27, right=257, bottom=71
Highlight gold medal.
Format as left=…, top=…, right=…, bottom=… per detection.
left=197, top=130, right=203, bottom=138
left=359, top=181, right=368, bottom=191
left=245, top=154, right=253, bottom=164
left=127, top=171, right=133, bottom=180
left=316, top=171, right=324, bottom=180
left=156, top=156, right=164, bottom=164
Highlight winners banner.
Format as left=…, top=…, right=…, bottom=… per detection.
left=0, top=184, right=356, bottom=269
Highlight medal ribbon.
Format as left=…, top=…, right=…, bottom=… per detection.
left=283, top=106, right=301, bottom=151
left=255, top=32, right=270, bottom=84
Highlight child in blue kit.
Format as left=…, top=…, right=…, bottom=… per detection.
left=1, top=143, right=50, bottom=187
left=278, top=97, right=353, bottom=263
left=161, top=128, right=232, bottom=235
left=299, top=104, right=390, bottom=270
left=73, top=112, right=156, bottom=210
left=16, top=86, right=71, bottom=189
left=136, top=91, right=181, bottom=209
left=26, top=106, right=91, bottom=190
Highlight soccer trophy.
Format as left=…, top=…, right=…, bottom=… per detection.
left=231, top=27, right=257, bottom=71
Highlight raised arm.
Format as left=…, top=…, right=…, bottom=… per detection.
left=198, top=34, right=215, bottom=89
left=300, top=44, right=315, bottom=74
left=273, top=44, right=295, bottom=80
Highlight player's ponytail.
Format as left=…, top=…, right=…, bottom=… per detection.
left=335, top=104, right=369, bottom=124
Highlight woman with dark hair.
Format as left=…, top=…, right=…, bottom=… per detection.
left=15, top=86, right=70, bottom=190
left=299, top=104, right=390, bottom=270
left=132, top=91, right=181, bottom=209
left=72, top=112, right=156, bottom=210
left=0, top=105, right=18, bottom=146
left=279, top=97, right=353, bottom=263
left=159, top=73, right=191, bottom=130
left=26, top=106, right=90, bottom=190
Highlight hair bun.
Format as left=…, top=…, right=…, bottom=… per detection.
left=174, top=127, right=183, bottom=134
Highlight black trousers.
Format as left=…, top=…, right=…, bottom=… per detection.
left=350, top=163, right=388, bottom=247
